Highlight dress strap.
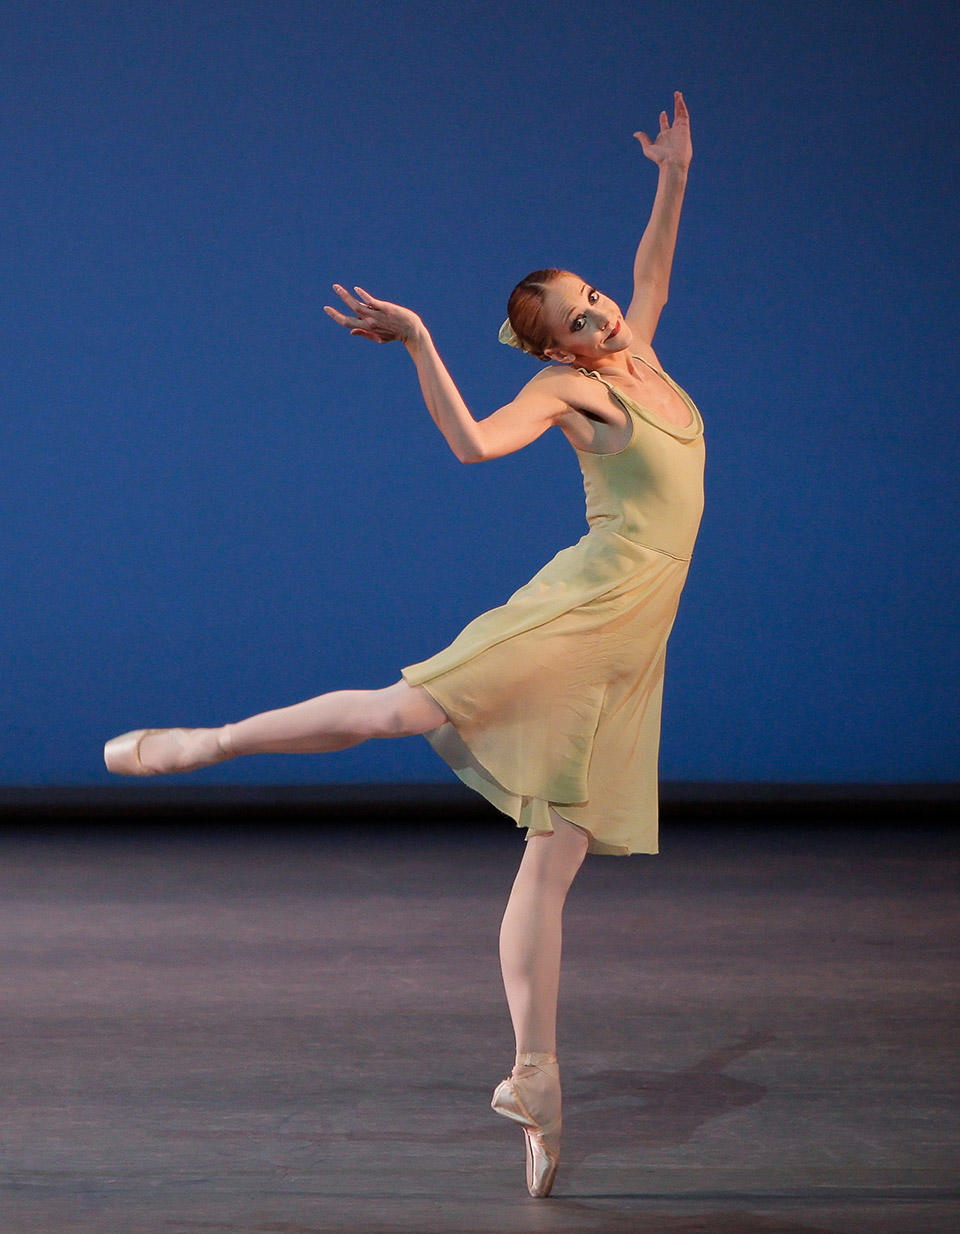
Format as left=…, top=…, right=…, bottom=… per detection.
left=575, top=364, right=612, bottom=391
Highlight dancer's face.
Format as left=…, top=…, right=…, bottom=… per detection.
left=540, top=273, right=631, bottom=365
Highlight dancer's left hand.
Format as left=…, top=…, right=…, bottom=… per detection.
left=634, top=91, right=692, bottom=169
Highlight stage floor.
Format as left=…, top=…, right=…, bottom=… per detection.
left=1, top=818, right=957, bottom=1233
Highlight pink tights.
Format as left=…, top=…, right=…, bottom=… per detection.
left=499, top=808, right=589, bottom=1055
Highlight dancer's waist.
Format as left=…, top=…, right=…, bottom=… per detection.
left=585, top=518, right=699, bottom=563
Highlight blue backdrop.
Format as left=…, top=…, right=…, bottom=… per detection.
left=3, top=0, right=957, bottom=786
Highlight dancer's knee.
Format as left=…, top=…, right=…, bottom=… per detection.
left=549, top=808, right=590, bottom=847
left=521, top=811, right=589, bottom=887
left=546, top=810, right=590, bottom=867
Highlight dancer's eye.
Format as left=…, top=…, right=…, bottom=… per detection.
left=571, top=290, right=600, bottom=332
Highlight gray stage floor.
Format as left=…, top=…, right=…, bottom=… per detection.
left=0, top=818, right=957, bottom=1233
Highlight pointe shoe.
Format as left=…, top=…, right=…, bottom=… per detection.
left=104, top=729, right=165, bottom=775
left=491, top=1051, right=561, bottom=1198
left=104, top=727, right=228, bottom=776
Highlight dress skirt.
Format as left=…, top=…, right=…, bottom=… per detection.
left=401, top=531, right=692, bottom=856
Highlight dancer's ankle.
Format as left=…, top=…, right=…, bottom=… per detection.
left=515, top=1050, right=558, bottom=1071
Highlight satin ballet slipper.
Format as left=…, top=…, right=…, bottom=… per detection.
left=103, top=727, right=230, bottom=776
left=491, top=1051, right=561, bottom=1198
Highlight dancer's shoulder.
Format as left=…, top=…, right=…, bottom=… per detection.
left=518, top=362, right=587, bottom=401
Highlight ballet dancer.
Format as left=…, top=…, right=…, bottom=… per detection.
left=105, top=91, right=699, bottom=1198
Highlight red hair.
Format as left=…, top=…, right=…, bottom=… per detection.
left=506, top=268, right=567, bottom=362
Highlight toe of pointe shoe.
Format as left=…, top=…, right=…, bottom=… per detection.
left=524, top=1129, right=559, bottom=1198
left=104, top=729, right=159, bottom=776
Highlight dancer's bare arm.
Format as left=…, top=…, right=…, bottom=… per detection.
left=626, top=91, right=692, bottom=344
left=324, top=284, right=570, bottom=463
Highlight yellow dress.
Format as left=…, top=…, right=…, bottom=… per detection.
left=401, top=354, right=706, bottom=855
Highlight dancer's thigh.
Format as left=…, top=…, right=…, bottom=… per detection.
left=378, top=679, right=449, bottom=736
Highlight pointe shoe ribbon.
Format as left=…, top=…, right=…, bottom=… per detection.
left=491, top=1052, right=561, bottom=1198
left=103, top=729, right=164, bottom=776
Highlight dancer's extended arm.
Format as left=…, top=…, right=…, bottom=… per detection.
left=626, top=90, right=692, bottom=344
left=324, top=284, right=569, bottom=463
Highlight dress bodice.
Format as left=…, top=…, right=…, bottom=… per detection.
left=573, top=354, right=706, bottom=560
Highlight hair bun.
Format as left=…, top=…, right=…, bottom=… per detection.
left=498, top=318, right=530, bottom=352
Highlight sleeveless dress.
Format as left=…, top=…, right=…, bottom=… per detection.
left=401, top=354, right=706, bottom=856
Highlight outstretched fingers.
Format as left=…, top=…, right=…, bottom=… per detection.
left=323, top=304, right=354, bottom=328
left=334, top=282, right=366, bottom=311
left=324, top=283, right=422, bottom=346
left=323, top=283, right=374, bottom=330
left=661, top=91, right=689, bottom=131
left=353, top=284, right=381, bottom=307
left=634, top=92, right=689, bottom=148
left=633, top=91, right=692, bottom=168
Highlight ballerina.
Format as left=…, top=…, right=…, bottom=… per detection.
left=105, top=91, right=698, bottom=1198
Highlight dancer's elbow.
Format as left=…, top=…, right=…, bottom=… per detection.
left=457, top=435, right=487, bottom=464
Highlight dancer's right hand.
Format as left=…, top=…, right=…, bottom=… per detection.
left=323, top=284, right=423, bottom=345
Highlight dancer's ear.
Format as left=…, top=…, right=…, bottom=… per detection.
left=543, top=346, right=576, bottom=366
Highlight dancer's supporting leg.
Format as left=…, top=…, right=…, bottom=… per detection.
left=493, top=808, right=588, bottom=1186
left=498, top=808, right=589, bottom=1056
left=108, top=680, right=448, bottom=774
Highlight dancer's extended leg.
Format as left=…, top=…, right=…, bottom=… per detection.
left=220, top=679, right=447, bottom=755
left=498, top=808, right=589, bottom=1056
left=104, top=680, right=448, bottom=775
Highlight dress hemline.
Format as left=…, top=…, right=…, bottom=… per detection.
left=404, top=674, right=659, bottom=858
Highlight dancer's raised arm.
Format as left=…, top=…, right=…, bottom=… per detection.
left=324, top=284, right=569, bottom=463
left=625, top=91, right=692, bottom=344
